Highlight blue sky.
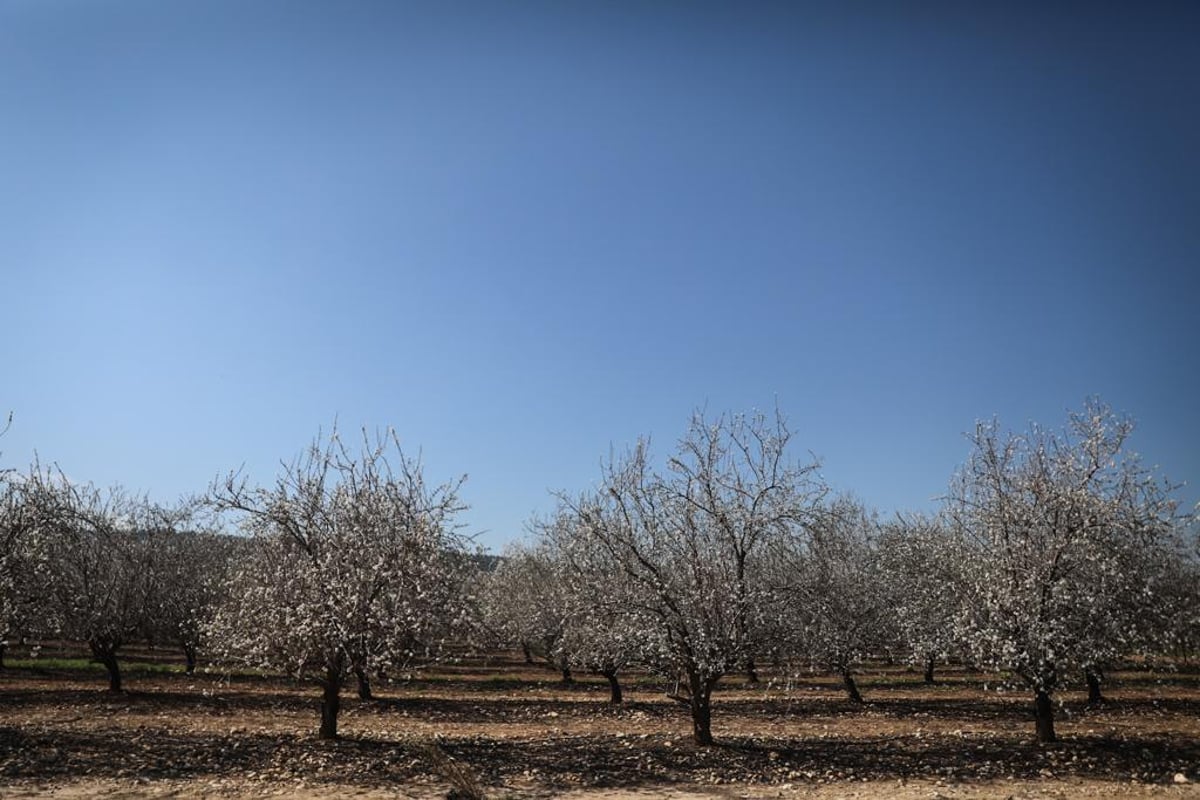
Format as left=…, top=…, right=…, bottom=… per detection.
left=2, top=1, right=1197, bottom=550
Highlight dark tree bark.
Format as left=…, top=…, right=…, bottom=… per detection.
left=1034, top=689, right=1056, bottom=743
left=676, top=671, right=720, bottom=748
left=689, top=673, right=718, bottom=746
left=319, top=665, right=343, bottom=740
left=90, top=640, right=122, bottom=693
left=521, top=643, right=534, bottom=664
left=354, top=666, right=373, bottom=700
left=602, top=669, right=622, bottom=704
left=923, top=655, right=936, bottom=685
left=1085, top=670, right=1105, bottom=706
left=183, top=643, right=197, bottom=676
left=842, top=668, right=864, bottom=704
left=769, top=647, right=783, bottom=669
left=558, top=654, right=574, bottom=684
left=745, top=656, right=759, bottom=685
left=0, top=641, right=6, bottom=670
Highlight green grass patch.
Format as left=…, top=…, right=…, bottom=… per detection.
left=4, top=657, right=186, bottom=674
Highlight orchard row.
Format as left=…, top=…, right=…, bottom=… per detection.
left=1, top=400, right=1197, bottom=746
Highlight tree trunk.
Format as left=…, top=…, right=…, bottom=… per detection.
left=745, top=656, right=759, bottom=685
left=842, top=668, right=863, bottom=704
left=923, top=655, right=936, bottom=685
left=355, top=666, right=373, bottom=700
left=0, top=641, right=6, bottom=670
left=319, top=666, right=342, bottom=740
left=90, top=641, right=122, bottom=693
left=602, top=669, right=622, bottom=704
left=1085, top=670, right=1104, bottom=706
left=183, top=643, right=197, bottom=676
left=1034, top=689, right=1056, bottom=743
left=558, top=655, right=574, bottom=684
left=521, top=643, right=534, bottom=664
left=689, top=673, right=717, bottom=746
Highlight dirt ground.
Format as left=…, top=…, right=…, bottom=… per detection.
left=1, top=653, right=1198, bottom=799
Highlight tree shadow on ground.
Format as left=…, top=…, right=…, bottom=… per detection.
left=7, top=678, right=1197, bottom=733
left=447, top=733, right=1199, bottom=789
left=3, top=725, right=1196, bottom=790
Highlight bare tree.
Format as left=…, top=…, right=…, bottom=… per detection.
left=206, top=426, right=471, bottom=739
left=565, top=409, right=825, bottom=745
left=947, top=399, right=1186, bottom=743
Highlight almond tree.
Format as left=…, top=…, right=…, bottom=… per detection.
left=946, top=399, right=1186, bottom=743
left=206, top=427, right=471, bottom=739
left=540, top=509, right=656, bottom=703
left=774, top=496, right=889, bottom=703
left=22, top=466, right=168, bottom=692
left=1141, top=521, right=1200, bottom=664
left=0, top=420, right=37, bottom=668
left=876, top=514, right=963, bottom=684
left=565, top=410, right=825, bottom=745
left=480, top=540, right=576, bottom=681
left=0, top=481, right=22, bottom=668
left=476, top=549, right=536, bottom=663
left=145, top=526, right=239, bottom=674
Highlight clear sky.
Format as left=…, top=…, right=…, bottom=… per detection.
left=2, top=1, right=1197, bottom=551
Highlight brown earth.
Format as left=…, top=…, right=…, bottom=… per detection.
left=1, top=651, right=1198, bottom=799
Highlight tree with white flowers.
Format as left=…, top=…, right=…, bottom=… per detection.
left=480, top=540, right=576, bottom=681
left=876, top=513, right=964, bottom=684
left=773, top=496, right=890, bottom=703
left=21, top=466, right=169, bottom=692
left=946, top=399, right=1186, bottom=743
left=1143, top=522, right=1200, bottom=664
left=206, top=427, right=472, bottom=739
left=565, top=409, right=826, bottom=744
left=0, top=418, right=38, bottom=669
left=538, top=507, right=657, bottom=703
left=144, top=526, right=239, bottom=674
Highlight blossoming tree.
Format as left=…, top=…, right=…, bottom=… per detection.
left=565, top=409, right=825, bottom=744
left=206, top=427, right=472, bottom=739
left=946, top=399, right=1186, bottom=742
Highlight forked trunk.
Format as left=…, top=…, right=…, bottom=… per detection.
left=355, top=666, right=373, bottom=700
left=923, top=655, right=936, bottom=685
left=602, top=669, right=622, bottom=704
left=1034, top=689, right=1056, bottom=743
left=1085, top=670, right=1104, bottom=706
left=842, top=668, right=863, bottom=704
left=319, top=666, right=342, bottom=740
